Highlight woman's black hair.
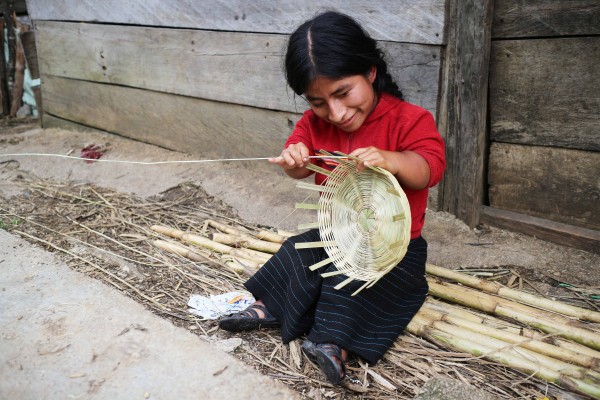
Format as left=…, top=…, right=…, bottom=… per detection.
left=285, top=11, right=403, bottom=99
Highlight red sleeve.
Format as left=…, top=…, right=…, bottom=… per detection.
left=284, top=111, right=316, bottom=157
left=398, top=110, right=446, bottom=188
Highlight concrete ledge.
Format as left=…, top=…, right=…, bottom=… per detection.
left=0, top=230, right=299, bottom=399
left=414, top=377, right=499, bottom=400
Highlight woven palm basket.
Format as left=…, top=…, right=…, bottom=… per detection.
left=296, top=151, right=411, bottom=295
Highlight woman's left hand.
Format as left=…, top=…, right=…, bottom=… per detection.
left=349, top=146, right=431, bottom=190
left=349, top=147, right=399, bottom=174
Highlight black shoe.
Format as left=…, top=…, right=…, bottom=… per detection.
left=218, top=303, right=280, bottom=332
left=314, top=343, right=346, bottom=385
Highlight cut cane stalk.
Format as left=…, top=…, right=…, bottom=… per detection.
left=426, top=263, right=600, bottom=323
left=212, top=232, right=281, bottom=254
left=277, top=229, right=296, bottom=238
left=222, top=258, right=256, bottom=276
left=206, top=219, right=248, bottom=236
left=295, top=203, right=320, bottom=210
left=308, top=257, right=333, bottom=271
left=207, top=220, right=281, bottom=250
left=305, top=163, right=332, bottom=176
left=295, top=241, right=336, bottom=249
left=416, top=312, right=600, bottom=382
left=428, top=279, right=498, bottom=312
left=424, top=298, right=600, bottom=360
left=549, top=337, right=600, bottom=360
left=334, top=276, right=355, bottom=290
left=352, top=279, right=374, bottom=296
left=227, top=248, right=271, bottom=264
left=152, top=225, right=271, bottom=263
left=496, top=304, right=600, bottom=351
left=153, top=240, right=206, bottom=262
left=297, top=222, right=320, bottom=230
left=320, top=270, right=347, bottom=278
left=296, top=181, right=334, bottom=193
left=180, top=234, right=232, bottom=253
left=227, top=256, right=261, bottom=271
left=151, top=224, right=186, bottom=239
left=256, top=230, right=287, bottom=244
left=207, top=220, right=283, bottom=253
left=406, top=316, right=600, bottom=399
left=424, top=298, right=488, bottom=324
left=152, top=226, right=231, bottom=253
left=392, top=213, right=405, bottom=222
left=427, top=279, right=600, bottom=350
left=419, top=304, right=600, bottom=371
left=428, top=278, right=592, bottom=328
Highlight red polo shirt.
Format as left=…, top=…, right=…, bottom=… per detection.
left=285, top=93, right=446, bottom=239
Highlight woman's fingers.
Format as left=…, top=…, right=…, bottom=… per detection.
left=350, top=147, right=378, bottom=171
left=269, top=143, right=310, bottom=169
left=349, top=147, right=396, bottom=173
left=284, top=144, right=308, bottom=167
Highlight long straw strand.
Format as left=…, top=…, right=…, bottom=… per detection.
left=0, top=153, right=347, bottom=165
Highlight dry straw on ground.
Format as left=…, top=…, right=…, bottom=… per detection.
left=1, top=176, right=599, bottom=399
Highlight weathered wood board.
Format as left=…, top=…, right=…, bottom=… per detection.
left=41, top=75, right=301, bottom=158
left=480, top=206, right=600, bottom=254
left=20, top=31, right=38, bottom=79
left=383, top=42, right=441, bottom=116
left=437, top=0, right=493, bottom=225
left=35, top=21, right=441, bottom=115
left=488, top=142, right=600, bottom=231
left=26, top=0, right=446, bottom=44
left=493, top=0, right=600, bottom=38
left=489, top=37, right=600, bottom=152
left=1, top=0, right=27, bottom=15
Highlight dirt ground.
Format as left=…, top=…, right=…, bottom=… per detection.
left=1, top=117, right=599, bottom=399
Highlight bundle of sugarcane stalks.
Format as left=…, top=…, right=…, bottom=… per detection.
left=152, top=222, right=600, bottom=399
left=151, top=219, right=292, bottom=276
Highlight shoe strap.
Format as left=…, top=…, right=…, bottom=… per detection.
left=243, top=303, right=272, bottom=319
left=316, top=342, right=347, bottom=378
left=317, top=343, right=347, bottom=364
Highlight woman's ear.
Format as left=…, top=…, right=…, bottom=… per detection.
left=368, top=66, right=377, bottom=84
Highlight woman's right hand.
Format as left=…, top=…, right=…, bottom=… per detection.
left=268, top=142, right=310, bottom=170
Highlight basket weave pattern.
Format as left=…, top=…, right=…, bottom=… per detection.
left=314, top=153, right=411, bottom=289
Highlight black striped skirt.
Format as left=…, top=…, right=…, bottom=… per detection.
left=244, top=228, right=428, bottom=365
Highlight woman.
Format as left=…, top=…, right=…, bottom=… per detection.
left=219, top=10, right=446, bottom=385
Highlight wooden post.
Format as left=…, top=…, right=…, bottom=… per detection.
left=20, top=29, right=42, bottom=121
left=0, top=20, right=7, bottom=115
left=10, top=24, right=27, bottom=116
left=13, top=0, right=28, bottom=15
left=436, top=0, right=494, bottom=227
left=20, top=30, right=38, bottom=79
left=4, top=4, right=16, bottom=110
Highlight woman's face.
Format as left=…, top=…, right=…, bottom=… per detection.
left=304, top=68, right=377, bottom=133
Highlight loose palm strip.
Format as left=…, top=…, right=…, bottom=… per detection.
left=295, top=150, right=411, bottom=296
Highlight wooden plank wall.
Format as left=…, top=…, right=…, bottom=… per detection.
left=27, top=1, right=445, bottom=44
left=485, top=0, right=600, bottom=251
left=436, top=0, right=494, bottom=227
left=27, top=0, right=445, bottom=163
left=34, top=21, right=441, bottom=116
left=41, top=75, right=296, bottom=158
